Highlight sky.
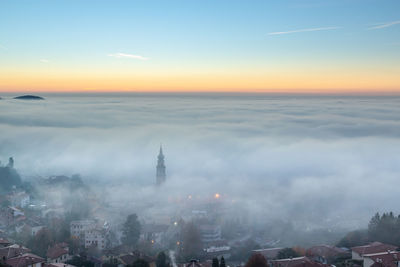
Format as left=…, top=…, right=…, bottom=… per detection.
left=0, top=0, right=400, bottom=93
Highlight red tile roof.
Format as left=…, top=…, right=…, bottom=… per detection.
left=47, top=245, right=68, bottom=260
left=307, top=245, right=349, bottom=259
left=271, top=256, right=329, bottom=267
left=0, top=246, right=31, bottom=260
left=363, top=251, right=400, bottom=267
left=0, top=238, right=11, bottom=245
left=6, top=253, right=45, bottom=267
left=351, top=242, right=397, bottom=256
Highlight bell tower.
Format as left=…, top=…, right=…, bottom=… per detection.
left=156, top=146, right=166, bottom=185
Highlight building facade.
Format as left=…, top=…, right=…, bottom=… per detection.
left=70, top=220, right=109, bottom=250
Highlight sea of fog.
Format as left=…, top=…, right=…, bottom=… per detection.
left=1, top=93, right=400, bottom=229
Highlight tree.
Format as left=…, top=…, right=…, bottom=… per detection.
left=337, top=230, right=369, bottom=248
left=245, top=253, right=268, bottom=267
left=0, top=163, right=22, bottom=193
left=277, top=248, right=299, bottom=259
left=366, top=211, right=399, bottom=245
left=156, top=251, right=168, bottom=267
left=229, top=239, right=260, bottom=261
left=122, top=214, right=141, bottom=247
left=27, top=228, right=54, bottom=257
left=180, top=222, right=202, bottom=260
left=220, top=256, right=226, bottom=267
left=66, top=256, right=94, bottom=267
left=130, top=259, right=149, bottom=267
left=292, top=246, right=306, bottom=256
left=212, top=257, right=219, bottom=267
left=368, top=212, right=381, bottom=236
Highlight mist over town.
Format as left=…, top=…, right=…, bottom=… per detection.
left=1, top=94, right=400, bottom=267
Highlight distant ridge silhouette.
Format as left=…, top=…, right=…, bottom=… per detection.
left=14, top=95, right=44, bottom=100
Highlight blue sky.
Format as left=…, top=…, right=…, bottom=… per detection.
left=0, top=0, right=399, bottom=92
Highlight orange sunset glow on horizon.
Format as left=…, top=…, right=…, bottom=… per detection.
left=1, top=67, right=399, bottom=94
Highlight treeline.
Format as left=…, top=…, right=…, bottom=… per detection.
left=0, top=157, right=22, bottom=193
left=338, top=212, right=400, bottom=247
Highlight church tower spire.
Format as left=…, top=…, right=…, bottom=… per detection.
left=156, top=145, right=166, bottom=185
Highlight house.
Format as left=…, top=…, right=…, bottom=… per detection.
left=351, top=242, right=398, bottom=260
left=270, top=256, right=329, bottom=267
left=199, top=224, right=222, bottom=244
left=70, top=220, right=109, bottom=250
left=7, top=191, right=30, bottom=208
left=306, top=245, right=350, bottom=264
left=9, top=206, right=24, bottom=217
left=6, top=253, right=45, bottom=267
left=84, top=228, right=107, bottom=250
left=0, top=206, right=25, bottom=227
left=70, top=220, right=95, bottom=238
left=0, top=238, right=11, bottom=248
left=363, top=250, right=400, bottom=267
left=140, top=224, right=169, bottom=244
left=47, top=243, right=71, bottom=263
left=16, top=224, right=45, bottom=236
left=0, top=244, right=31, bottom=260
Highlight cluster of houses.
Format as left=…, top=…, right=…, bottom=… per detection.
left=239, top=241, right=400, bottom=267
left=351, top=241, right=400, bottom=267
left=0, top=190, right=49, bottom=244
left=2, top=159, right=400, bottom=267
left=0, top=238, right=75, bottom=267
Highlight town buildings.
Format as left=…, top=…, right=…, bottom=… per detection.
left=70, top=220, right=109, bottom=250
left=351, top=242, right=397, bottom=260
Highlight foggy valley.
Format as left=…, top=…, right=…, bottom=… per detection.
left=1, top=94, right=400, bottom=261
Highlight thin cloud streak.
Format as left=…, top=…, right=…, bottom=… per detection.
left=268, top=26, right=340, bottom=35
left=40, top=59, right=49, bottom=63
left=369, top=20, right=400, bottom=30
left=108, top=52, right=149, bottom=61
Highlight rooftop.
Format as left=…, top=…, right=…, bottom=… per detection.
left=352, top=242, right=398, bottom=256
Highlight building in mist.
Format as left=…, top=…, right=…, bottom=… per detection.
left=199, top=224, right=222, bottom=244
left=7, top=191, right=30, bottom=208
left=156, top=146, right=166, bottom=185
left=70, top=220, right=109, bottom=250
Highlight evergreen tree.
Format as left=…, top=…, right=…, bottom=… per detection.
left=66, top=256, right=94, bottom=267
left=26, top=228, right=55, bottom=257
left=122, top=214, right=141, bottom=247
left=212, top=257, right=219, bottom=267
left=156, top=252, right=168, bottom=267
left=368, top=212, right=381, bottom=239
left=220, top=256, right=226, bottom=267
left=180, top=222, right=202, bottom=260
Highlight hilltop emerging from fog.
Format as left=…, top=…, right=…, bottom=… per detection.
left=13, top=95, right=45, bottom=100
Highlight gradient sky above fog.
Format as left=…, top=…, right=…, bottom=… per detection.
left=0, top=0, right=399, bottom=93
